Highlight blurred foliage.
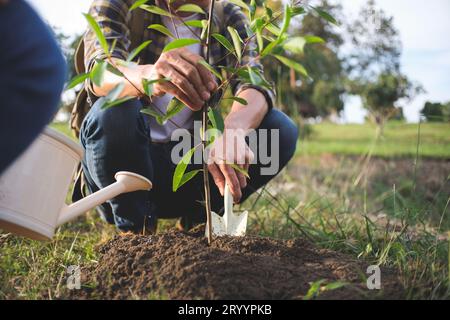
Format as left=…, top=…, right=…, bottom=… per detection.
left=264, top=0, right=346, bottom=119
left=354, top=72, right=422, bottom=126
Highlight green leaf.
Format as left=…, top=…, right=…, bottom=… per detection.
left=102, top=96, right=134, bottom=109
left=178, top=169, right=202, bottom=190
left=140, top=97, right=184, bottom=124
left=140, top=4, right=172, bottom=17
left=141, top=107, right=164, bottom=124
left=83, top=13, right=109, bottom=56
left=261, top=4, right=291, bottom=57
left=162, top=38, right=200, bottom=53
left=90, top=60, right=107, bottom=87
left=130, top=0, right=149, bottom=11
left=183, top=20, right=204, bottom=28
left=176, top=4, right=205, bottom=14
left=304, top=35, right=325, bottom=44
left=173, top=147, right=197, bottom=192
left=165, top=98, right=185, bottom=121
left=148, top=24, right=174, bottom=39
left=100, top=83, right=130, bottom=110
left=261, top=39, right=278, bottom=57
left=142, top=79, right=155, bottom=97
left=303, top=279, right=326, bottom=300
left=324, top=281, right=348, bottom=291
left=292, top=6, right=306, bottom=16
left=247, top=66, right=262, bottom=86
left=283, top=36, right=325, bottom=54
left=66, top=73, right=89, bottom=90
left=232, top=66, right=270, bottom=89
left=106, top=62, right=125, bottom=77
left=273, top=54, right=308, bottom=77
left=249, top=0, right=256, bottom=20
left=279, top=5, right=292, bottom=37
left=227, top=26, right=242, bottom=63
left=282, top=37, right=306, bottom=55
left=224, top=96, right=248, bottom=105
left=265, top=23, right=281, bottom=37
left=198, top=60, right=223, bottom=81
left=264, top=4, right=273, bottom=18
left=229, top=164, right=250, bottom=179
left=110, top=38, right=118, bottom=53
left=283, top=36, right=324, bottom=55
left=212, top=33, right=234, bottom=54
left=252, top=18, right=264, bottom=52
left=127, top=40, right=152, bottom=62
left=311, top=6, right=339, bottom=25
left=142, top=77, right=170, bottom=96
left=200, top=19, right=208, bottom=41
left=208, top=107, right=224, bottom=132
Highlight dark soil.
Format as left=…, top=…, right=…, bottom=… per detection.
left=68, top=226, right=405, bottom=300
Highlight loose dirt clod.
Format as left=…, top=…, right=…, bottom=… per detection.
left=69, top=227, right=405, bottom=300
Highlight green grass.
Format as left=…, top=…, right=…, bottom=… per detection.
left=299, top=121, right=450, bottom=158
left=0, top=120, right=449, bottom=299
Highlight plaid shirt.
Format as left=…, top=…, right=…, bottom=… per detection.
left=84, top=0, right=275, bottom=109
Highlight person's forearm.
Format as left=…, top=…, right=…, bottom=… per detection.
left=92, top=59, right=154, bottom=98
left=224, top=88, right=269, bottom=133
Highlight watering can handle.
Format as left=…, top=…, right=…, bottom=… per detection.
left=57, top=172, right=152, bottom=226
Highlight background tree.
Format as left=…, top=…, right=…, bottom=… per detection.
left=421, top=101, right=450, bottom=122
left=356, top=72, right=419, bottom=128
left=345, top=0, right=400, bottom=79
left=346, top=0, right=423, bottom=128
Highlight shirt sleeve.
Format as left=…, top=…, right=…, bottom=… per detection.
left=83, top=0, right=132, bottom=76
left=223, top=3, right=276, bottom=110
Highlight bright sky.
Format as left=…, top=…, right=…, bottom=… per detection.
left=27, top=0, right=450, bottom=123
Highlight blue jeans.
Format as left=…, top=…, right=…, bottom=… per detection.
left=0, top=0, right=66, bottom=174
left=80, top=98, right=298, bottom=232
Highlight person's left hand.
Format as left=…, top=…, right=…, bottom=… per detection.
left=207, top=129, right=254, bottom=203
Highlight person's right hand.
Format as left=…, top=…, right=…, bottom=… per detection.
left=146, top=47, right=217, bottom=111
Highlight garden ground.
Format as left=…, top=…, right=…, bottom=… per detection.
left=0, top=121, right=448, bottom=299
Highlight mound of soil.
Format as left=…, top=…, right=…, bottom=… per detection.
left=70, top=228, right=405, bottom=300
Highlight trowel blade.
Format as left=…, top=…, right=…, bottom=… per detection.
left=227, top=210, right=248, bottom=236
left=205, top=211, right=227, bottom=237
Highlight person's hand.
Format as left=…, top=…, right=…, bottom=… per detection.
left=207, top=129, right=254, bottom=203
left=147, top=47, right=217, bottom=111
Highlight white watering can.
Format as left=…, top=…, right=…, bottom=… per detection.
left=0, top=127, right=152, bottom=241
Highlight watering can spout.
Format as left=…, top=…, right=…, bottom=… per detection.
left=57, top=172, right=152, bottom=227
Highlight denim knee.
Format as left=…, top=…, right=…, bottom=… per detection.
left=260, top=109, right=299, bottom=167
left=80, top=98, right=149, bottom=150
left=280, top=114, right=299, bottom=166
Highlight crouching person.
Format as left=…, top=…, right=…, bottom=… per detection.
left=74, top=0, right=298, bottom=234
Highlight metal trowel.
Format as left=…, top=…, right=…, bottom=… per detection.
left=205, top=183, right=248, bottom=237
